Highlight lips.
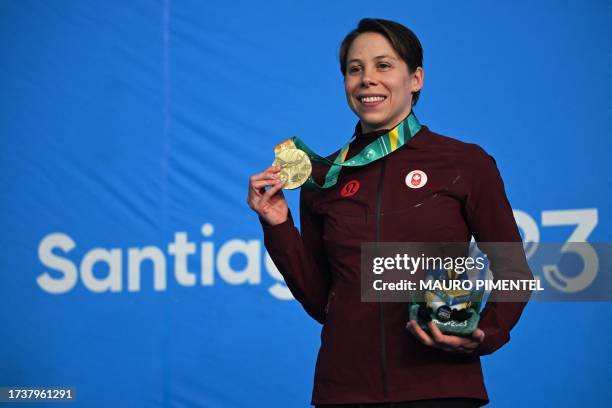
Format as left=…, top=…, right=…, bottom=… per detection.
left=357, top=94, right=387, bottom=107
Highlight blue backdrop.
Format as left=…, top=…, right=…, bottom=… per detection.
left=1, top=0, right=611, bottom=407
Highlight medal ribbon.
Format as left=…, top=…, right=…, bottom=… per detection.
left=292, top=112, right=422, bottom=189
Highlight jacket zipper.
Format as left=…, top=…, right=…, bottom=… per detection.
left=375, top=157, right=389, bottom=401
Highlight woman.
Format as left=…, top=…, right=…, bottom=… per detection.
left=247, top=18, right=529, bottom=407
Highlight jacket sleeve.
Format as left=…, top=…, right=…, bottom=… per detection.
left=463, top=145, right=533, bottom=356
left=259, top=188, right=331, bottom=324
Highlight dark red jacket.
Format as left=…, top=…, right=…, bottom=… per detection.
left=260, top=121, right=531, bottom=406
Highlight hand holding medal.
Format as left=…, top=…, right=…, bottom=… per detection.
left=248, top=112, right=422, bottom=225
left=246, top=164, right=288, bottom=226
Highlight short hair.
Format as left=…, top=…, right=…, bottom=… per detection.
left=339, top=18, right=424, bottom=106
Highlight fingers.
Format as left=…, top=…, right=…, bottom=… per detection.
left=453, top=329, right=485, bottom=352
left=261, top=178, right=285, bottom=202
left=252, top=177, right=282, bottom=190
left=428, top=321, right=462, bottom=348
left=407, top=320, right=434, bottom=347
left=471, top=328, right=486, bottom=343
left=450, top=328, right=485, bottom=352
left=254, top=179, right=285, bottom=216
left=426, top=322, right=458, bottom=352
left=428, top=322, right=479, bottom=352
left=247, top=165, right=283, bottom=210
left=406, top=320, right=482, bottom=354
left=250, top=165, right=281, bottom=187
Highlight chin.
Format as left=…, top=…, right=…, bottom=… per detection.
left=360, top=117, right=389, bottom=131
left=359, top=113, right=386, bottom=125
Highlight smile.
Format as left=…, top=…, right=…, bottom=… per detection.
left=358, top=95, right=387, bottom=106
left=360, top=95, right=386, bottom=102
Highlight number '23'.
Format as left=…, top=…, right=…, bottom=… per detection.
left=513, top=208, right=598, bottom=293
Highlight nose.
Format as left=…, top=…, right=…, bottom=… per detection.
left=360, top=67, right=377, bottom=87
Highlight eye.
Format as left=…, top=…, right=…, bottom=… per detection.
left=348, top=65, right=362, bottom=74
left=377, top=62, right=392, bottom=70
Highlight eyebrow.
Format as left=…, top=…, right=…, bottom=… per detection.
left=347, top=55, right=397, bottom=64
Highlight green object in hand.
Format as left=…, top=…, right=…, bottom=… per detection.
left=409, top=303, right=481, bottom=337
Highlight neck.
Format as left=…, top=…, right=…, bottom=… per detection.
left=358, top=109, right=413, bottom=137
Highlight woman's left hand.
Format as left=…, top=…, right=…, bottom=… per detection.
left=406, top=320, right=485, bottom=354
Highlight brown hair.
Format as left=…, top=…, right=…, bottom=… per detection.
left=339, top=18, right=424, bottom=106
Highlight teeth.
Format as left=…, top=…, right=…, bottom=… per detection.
left=360, top=96, right=386, bottom=103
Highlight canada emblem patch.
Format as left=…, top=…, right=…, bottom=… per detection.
left=405, top=170, right=427, bottom=189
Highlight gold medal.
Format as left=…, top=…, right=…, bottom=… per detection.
left=273, top=139, right=312, bottom=190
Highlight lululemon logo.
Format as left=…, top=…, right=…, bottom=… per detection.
left=341, top=180, right=360, bottom=197
left=405, top=170, right=427, bottom=189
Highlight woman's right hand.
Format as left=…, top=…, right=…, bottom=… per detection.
left=247, top=165, right=288, bottom=226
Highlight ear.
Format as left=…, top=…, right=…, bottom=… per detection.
left=411, top=67, right=424, bottom=92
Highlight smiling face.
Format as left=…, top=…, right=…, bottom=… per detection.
left=344, top=32, right=423, bottom=133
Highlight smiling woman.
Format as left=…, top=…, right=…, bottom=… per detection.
left=247, top=17, right=531, bottom=408
left=341, top=28, right=423, bottom=134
